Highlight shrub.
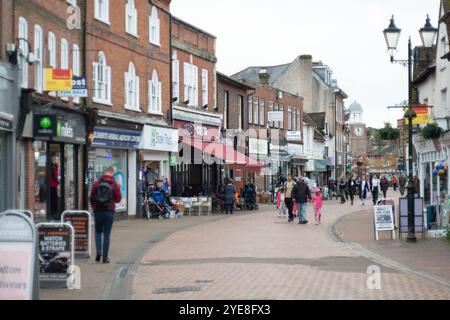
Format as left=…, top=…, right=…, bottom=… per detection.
left=421, top=123, right=443, bottom=140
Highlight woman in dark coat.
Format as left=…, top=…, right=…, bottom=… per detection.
left=380, top=175, right=389, bottom=199
left=223, top=179, right=237, bottom=214
left=359, top=175, right=370, bottom=206
left=347, top=175, right=357, bottom=206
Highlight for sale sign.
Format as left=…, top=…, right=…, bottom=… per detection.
left=0, top=211, right=37, bottom=300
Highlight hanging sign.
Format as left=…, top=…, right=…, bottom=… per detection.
left=37, top=223, right=74, bottom=288
left=44, top=69, right=73, bottom=92
left=0, top=211, right=38, bottom=300
left=405, top=104, right=430, bottom=125
left=62, top=211, right=91, bottom=258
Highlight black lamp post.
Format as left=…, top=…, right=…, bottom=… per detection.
left=383, top=15, right=437, bottom=242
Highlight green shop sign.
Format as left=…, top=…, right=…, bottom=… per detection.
left=33, top=114, right=57, bottom=138
left=314, top=160, right=327, bottom=172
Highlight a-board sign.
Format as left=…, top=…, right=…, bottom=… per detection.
left=7, top=210, right=33, bottom=222
left=0, top=211, right=38, bottom=300
left=62, top=211, right=91, bottom=258
left=399, top=197, right=425, bottom=235
left=37, top=223, right=74, bottom=287
left=373, top=205, right=396, bottom=241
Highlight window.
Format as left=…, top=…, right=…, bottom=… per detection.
left=297, top=110, right=301, bottom=133
left=253, top=97, right=259, bottom=125
left=95, top=0, right=109, bottom=24
left=202, top=69, right=208, bottom=107
left=125, top=0, right=137, bottom=36
left=172, top=51, right=179, bottom=101
left=268, top=101, right=274, bottom=128
left=18, top=17, right=28, bottom=88
left=34, top=25, right=43, bottom=93
left=279, top=104, right=284, bottom=129
left=48, top=32, right=57, bottom=96
left=441, top=88, right=447, bottom=110
left=238, top=95, right=244, bottom=130
left=183, top=63, right=198, bottom=107
left=260, top=98, right=265, bottom=126
left=60, top=39, right=69, bottom=101
left=248, top=96, right=253, bottom=124
left=149, top=7, right=160, bottom=46
left=224, top=91, right=229, bottom=129
left=149, top=70, right=162, bottom=114
left=125, top=62, right=140, bottom=111
left=441, top=36, right=447, bottom=70
left=273, top=104, right=279, bottom=128
left=288, top=107, right=292, bottom=131
left=73, top=44, right=80, bottom=104
left=93, top=51, right=112, bottom=104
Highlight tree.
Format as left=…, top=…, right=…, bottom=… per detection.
left=378, top=122, right=400, bottom=141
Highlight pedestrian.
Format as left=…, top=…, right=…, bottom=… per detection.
left=284, top=175, right=296, bottom=222
left=392, top=175, right=399, bottom=192
left=89, top=167, right=122, bottom=264
left=223, top=178, right=237, bottom=214
left=355, top=176, right=362, bottom=201
left=381, top=175, right=389, bottom=199
left=360, top=175, right=370, bottom=206
left=276, top=188, right=287, bottom=218
left=292, top=177, right=312, bottom=224
left=399, top=174, right=406, bottom=196
left=313, top=188, right=323, bottom=225
left=371, top=175, right=381, bottom=205
left=50, top=156, right=60, bottom=220
left=347, top=175, right=357, bottom=206
left=339, top=176, right=347, bottom=204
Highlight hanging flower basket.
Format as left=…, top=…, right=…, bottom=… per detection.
left=421, top=123, right=443, bottom=140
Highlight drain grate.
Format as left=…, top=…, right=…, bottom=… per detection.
left=153, top=286, right=201, bottom=294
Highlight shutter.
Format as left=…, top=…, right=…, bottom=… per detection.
left=148, top=80, right=151, bottom=113
left=93, top=62, right=98, bottom=99
left=124, top=71, right=128, bottom=107
left=106, top=66, right=111, bottom=102
left=158, top=81, right=162, bottom=113
left=194, top=66, right=198, bottom=107
left=125, top=3, right=129, bottom=32
left=184, top=63, right=189, bottom=104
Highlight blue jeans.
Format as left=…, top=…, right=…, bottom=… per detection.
left=296, top=202, right=308, bottom=222
left=94, top=211, right=115, bottom=259
left=225, top=201, right=234, bottom=214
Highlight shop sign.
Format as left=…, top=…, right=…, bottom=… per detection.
left=268, top=111, right=284, bottom=122
left=327, top=156, right=335, bottom=166
left=36, top=223, right=74, bottom=285
left=44, top=69, right=72, bottom=92
left=285, top=131, right=302, bottom=142
left=61, top=211, right=91, bottom=258
left=287, top=143, right=303, bottom=157
left=141, top=125, right=178, bottom=152
left=405, top=104, right=430, bottom=125
left=58, top=76, right=88, bottom=98
left=0, top=211, right=38, bottom=300
left=0, top=112, right=13, bottom=130
left=249, top=138, right=268, bottom=155
left=169, top=156, right=177, bottom=167
left=91, top=127, right=142, bottom=149
left=174, top=120, right=220, bottom=142
left=33, top=114, right=57, bottom=138
left=55, top=116, right=86, bottom=144
left=305, top=160, right=315, bottom=172
left=314, top=160, right=327, bottom=172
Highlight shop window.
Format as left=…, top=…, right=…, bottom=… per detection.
left=33, top=141, right=47, bottom=217
left=64, top=145, right=76, bottom=210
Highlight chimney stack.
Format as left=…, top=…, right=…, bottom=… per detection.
left=258, top=69, right=270, bottom=85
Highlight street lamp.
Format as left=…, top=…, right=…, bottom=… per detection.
left=383, top=15, right=437, bottom=243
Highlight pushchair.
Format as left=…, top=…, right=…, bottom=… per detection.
left=143, top=189, right=172, bottom=220
left=322, top=186, right=330, bottom=200
left=244, top=192, right=258, bottom=211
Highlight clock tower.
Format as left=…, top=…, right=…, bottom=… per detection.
left=348, top=101, right=367, bottom=174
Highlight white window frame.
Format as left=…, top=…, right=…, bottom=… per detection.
left=248, top=96, right=253, bottom=124
left=47, top=32, right=57, bottom=97
left=288, top=107, right=292, bottom=131
left=124, top=62, right=140, bottom=111
left=202, top=69, right=208, bottom=107
left=93, top=51, right=112, bottom=105
left=34, top=25, right=43, bottom=93
left=172, top=51, right=179, bottom=101
left=149, top=6, right=160, bottom=46
left=95, top=0, right=110, bottom=25
left=297, top=110, right=301, bottom=133
left=253, top=97, right=259, bottom=125
left=18, top=17, right=28, bottom=88
left=148, top=70, right=162, bottom=115
left=125, top=0, right=138, bottom=37
left=72, top=44, right=81, bottom=104
left=60, top=38, right=69, bottom=101
left=183, top=62, right=198, bottom=107
left=279, top=104, right=284, bottom=129
left=260, top=98, right=265, bottom=126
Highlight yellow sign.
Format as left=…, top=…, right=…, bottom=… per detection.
left=405, top=104, right=429, bottom=125
left=44, top=69, right=73, bottom=91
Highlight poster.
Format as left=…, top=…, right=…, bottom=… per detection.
left=374, top=205, right=395, bottom=231
left=44, top=69, right=72, bottom=92
left=62, top=212, right=90, bottom=255
left=38, top=225, right=72, bottom=281
left=114, top=172, right=127, bottom=211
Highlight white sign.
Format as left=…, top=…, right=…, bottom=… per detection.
left=268, top=111, right=284, bottom=122
left=140, top=125, right=179, bottom=152
left=285, top=131, right=301, bottom=142
left=287, top=143, right=303, bottom=157
left=373, top=205, right=396, bottom=240
left=249, top=138, right=268, bottom=155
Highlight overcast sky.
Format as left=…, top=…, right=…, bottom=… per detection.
left=172, top=0, right=441, bottom=129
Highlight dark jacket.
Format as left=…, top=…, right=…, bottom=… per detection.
left=347, top=179, right=356, bottom=194
left=90, top=175, right=122, bottom=212
left=223, top=184, right=237, bottom=204
left=292, top=182, right=312, bottom=203
left=360, top=180, right=370, bottom=198
left=399, top=176, right=406, bottom=188
left=380, top=178, right=389, bottom=192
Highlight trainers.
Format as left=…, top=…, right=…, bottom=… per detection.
left=95, top=254, right=101, bottom=263
left=102, top=257, right=110, bottom=264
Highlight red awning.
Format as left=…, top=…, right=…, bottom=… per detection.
left=182, top=139, right=264, bottom=168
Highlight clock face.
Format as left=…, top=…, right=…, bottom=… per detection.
left=354, top=127, right=363, bottom=137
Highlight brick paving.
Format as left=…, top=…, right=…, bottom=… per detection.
left=132, top=197, right=450, bottom=300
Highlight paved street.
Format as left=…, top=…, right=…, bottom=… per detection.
left=38, top=192, right=450, bottom=300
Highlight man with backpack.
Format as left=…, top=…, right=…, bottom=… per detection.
left=89, top=167, right=122, bottom=264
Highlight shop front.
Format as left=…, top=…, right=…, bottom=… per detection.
left=21, top=104, right=87, bottom=220
left=269, top=142, right=291, bottom=187
left=249, top=137, right=269, bottom=192
left=288, top=143, right=307, bottom=178
left=305, top=159, right=327, bottom=188
left=88, top=123, right=142, bottom=219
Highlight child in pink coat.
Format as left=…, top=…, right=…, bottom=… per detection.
left=313, top=189, right=323, bottom=225
left=276, top=188, right=287, bottom=218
